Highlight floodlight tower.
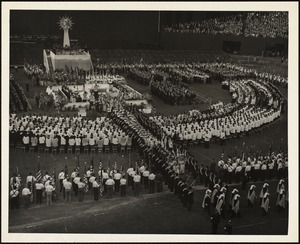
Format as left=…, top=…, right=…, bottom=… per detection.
left=58, top=16, right=74, bottom=48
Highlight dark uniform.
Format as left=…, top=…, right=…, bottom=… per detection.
left=224, top=220, right=232, bottom=234
left=174, top=174, right=180, bottom=195
left=187, top=187, right=194, bottom=211
left=199, top=165, right=204, bottom=185
left=182, top=186, right=189, bottom=208
left=203, top=190, right=212, bottom=215
left=211, top=211, right=221, bottom=234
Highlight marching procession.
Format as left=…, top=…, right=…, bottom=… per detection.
left=9, top=143, right=288, bottom=235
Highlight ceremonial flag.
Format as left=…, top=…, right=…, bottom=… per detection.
left=99, top=161, right=103, bottom=180
left=75, top=156, right=80, bottom=172
left=269, top=143, right=273, bottom=157
left=16, top=166, right=21, bottom=186
left=64, top=157, right=68, bottom=176
left=114, top=154, right=117, bottom=170
left=279, top=138, right=283, bottom=152
left=52, top=165, right=56, bottom=186
left=83, top=163, right=89, bottom=193
left=128, top=153, right=131, bottom=165
left=108, top=155, right=111, bottom=171
left=99, top=161, right=104, bottom=196
left=91, top=156, right=94, bottom=168
left=36, top=157, right=42, bottom=182
left=241, top=142, right=245, bottom=159
left=65, top=65, right=69, bottom=73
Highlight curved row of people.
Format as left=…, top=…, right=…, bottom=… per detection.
left=150, top=79, right=197, bottom=105
left=123, top=62, right=288, bottom=86
left=149, top=85, right=281, bottom=147
left=202, top=62, right=287, bottom=85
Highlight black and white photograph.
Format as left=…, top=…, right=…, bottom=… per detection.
left=1, top=2, right=298, bottom=243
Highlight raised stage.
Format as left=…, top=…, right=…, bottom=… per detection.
left=44, top=49, right=92, bottom=73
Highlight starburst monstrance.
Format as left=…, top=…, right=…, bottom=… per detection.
left=58, top=16, right=74, bottom=30
left=58, top=16, right=74, bottom=47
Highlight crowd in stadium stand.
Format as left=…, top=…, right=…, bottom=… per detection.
left=10, top=34, right=60, bottom=43
left=163, top=12, right=288, bottom=39
left=244, top=12, right=288, bottom=39
left=164, top=14, right=244, bottom=36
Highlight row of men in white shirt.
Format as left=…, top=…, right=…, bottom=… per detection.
left=64, top=165, right=156, bottom=183
left=11, top=115, right=118, bottom=136
left=217, top=153, right=288, bottom=173
left=150, top=106, right=281, bottom=142
left=19, top=132, right=132, bottom=148
left=10, top=114, right=108, bottom=131
left=10, top=114, right=134, bottom=147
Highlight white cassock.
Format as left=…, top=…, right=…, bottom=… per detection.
left=232, top=195, right=240, bottom=213
left=202, top=193, right=211, bottom=209
left=276, top=191, right=286, bottom=208
left=211, top=188, right=219, bottom=204
left=215, top=196, right=224, bottom=215
left=179, top=159, right=185, bottom=174
left=261, top=194, right=270, bottom=212
left=247, top=188, right=256, bottom=205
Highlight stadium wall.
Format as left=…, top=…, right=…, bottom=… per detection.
left=160, top=32, right=288, bottom=56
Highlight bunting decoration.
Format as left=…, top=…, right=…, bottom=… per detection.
left=36, top=156, right=42, bottom=182
left=83, top=162, right=89, bottom=193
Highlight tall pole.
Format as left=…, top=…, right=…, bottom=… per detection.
left=157, top=11, right=161, bottom=49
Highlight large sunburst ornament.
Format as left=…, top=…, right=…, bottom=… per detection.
left=58, top=16, right=74, bottom=47
left=58, top=16, right=74, bottom=31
